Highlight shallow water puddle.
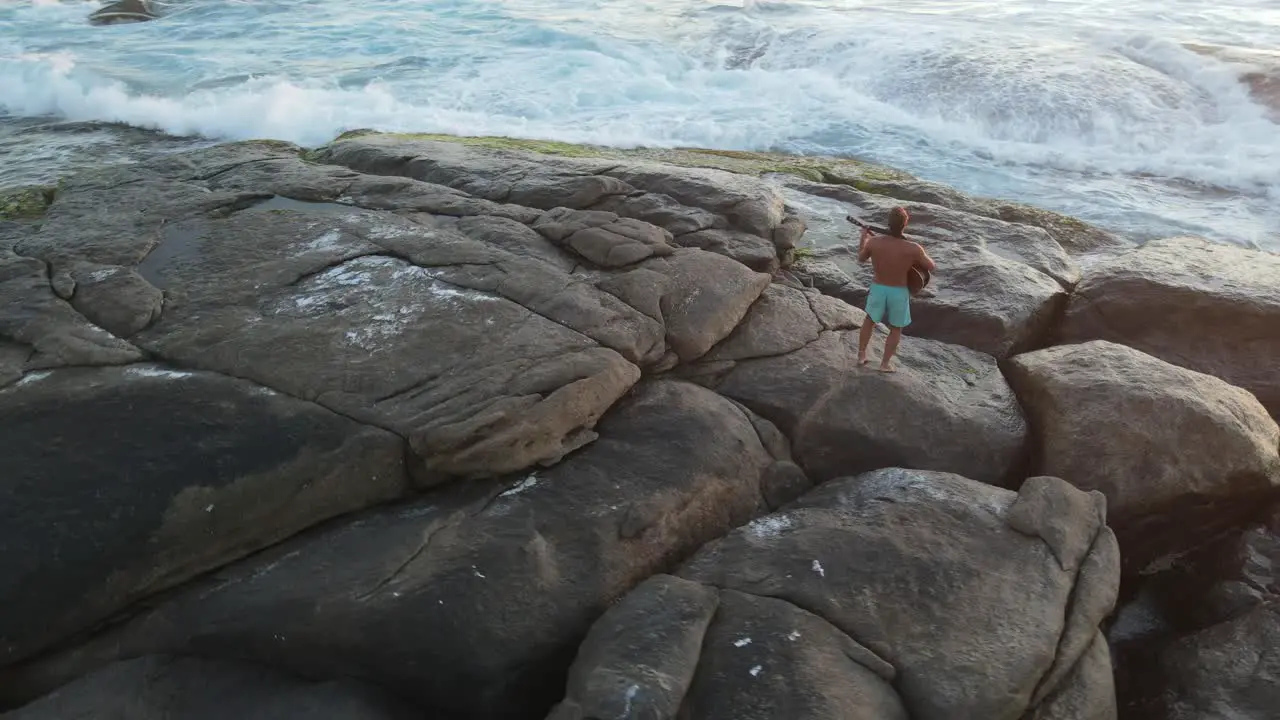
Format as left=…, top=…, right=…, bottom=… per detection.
left=137, top=219, right=208, bottom=289
left=248, top=195, right=355, bottom=215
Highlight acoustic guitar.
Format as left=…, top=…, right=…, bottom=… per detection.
left=845, top=215, right=931, bottom=296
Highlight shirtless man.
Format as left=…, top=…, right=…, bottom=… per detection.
left=855, top=207, right=935, bottom=372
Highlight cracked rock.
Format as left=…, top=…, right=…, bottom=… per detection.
left=549, top=467, right=1120, bottom=720
left=0, top=247, right=143, bottom=370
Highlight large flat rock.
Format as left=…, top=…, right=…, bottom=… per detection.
left=686, top=283, right=1028, bottom=487
left=1058, top=236, right=1280, bottom=420
left=9, top=141, right=779, bottom=483
left=0, top=380, right=807, bottom=719
left=548, top=469, right=1120, bottom=720
left=783, top=182, right=1075, bottom=358
left=1006, top=340, right=1280, bottom=568
left=0, top=364, right=408, bottom=667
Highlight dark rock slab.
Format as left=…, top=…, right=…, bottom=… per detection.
left=1058, top=236, right=1280, bottom=421
left=15, top=173, right=259, bottom=271
left=199, top=151, right=545, bottom=224
left=88, top=0, right=155, bottom=25
left=0, top=380, right=802, bottom=719
left=1160, top=604, right=1280, bottom=720
left=0, top=655, right=420, bottom=720
left=1108, top=504, right=1280, bottom=719
left=549, top=468, right=1120, bottom=720
left=1006, top=340, right=1280, bottom=568
left=342, top=174, right=543, bottom=222
left=0, top=364, right=408, bottom=667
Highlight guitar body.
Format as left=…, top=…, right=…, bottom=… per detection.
left=908, top=266, right=930, bottom=295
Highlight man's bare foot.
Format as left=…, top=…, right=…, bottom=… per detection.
left=878, top=364, right=896, bottom=373
left=858, top=354, right=870, bottom=366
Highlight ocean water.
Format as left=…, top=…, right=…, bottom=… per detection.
left=2, top=0, right=1278, bottom=251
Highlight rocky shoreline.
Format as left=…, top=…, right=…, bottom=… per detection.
left=1, top=132, right=1278, bottom=719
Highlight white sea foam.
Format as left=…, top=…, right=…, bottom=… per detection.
left=2, top=0, right=1278, bottom=247
left=12, top=370, right=52, bottom=387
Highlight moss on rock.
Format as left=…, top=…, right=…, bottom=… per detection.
left=237, top=139, right=303, bottom=154
left=317, top=132, right=911, bottom=187
left=0, top=185, right=56, bottom=221
left=329, top=129, right=603, bottom=157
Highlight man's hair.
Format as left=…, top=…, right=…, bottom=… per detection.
left=888, top=207, right=910, bottom=237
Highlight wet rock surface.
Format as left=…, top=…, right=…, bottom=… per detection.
left=2, top=133, right=1274, bottom=720
left=549, top=469, right=1120, bottom=720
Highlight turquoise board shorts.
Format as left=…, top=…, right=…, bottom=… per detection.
left=865, top=283, right=911, bottom=328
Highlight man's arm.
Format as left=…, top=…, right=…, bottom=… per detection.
left=858, top=229, right=874, bottom=263
left=914, top=242, right=936, bottom=272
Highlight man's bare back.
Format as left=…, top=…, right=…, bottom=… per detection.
left=858, top=232, right=934, bottom=286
